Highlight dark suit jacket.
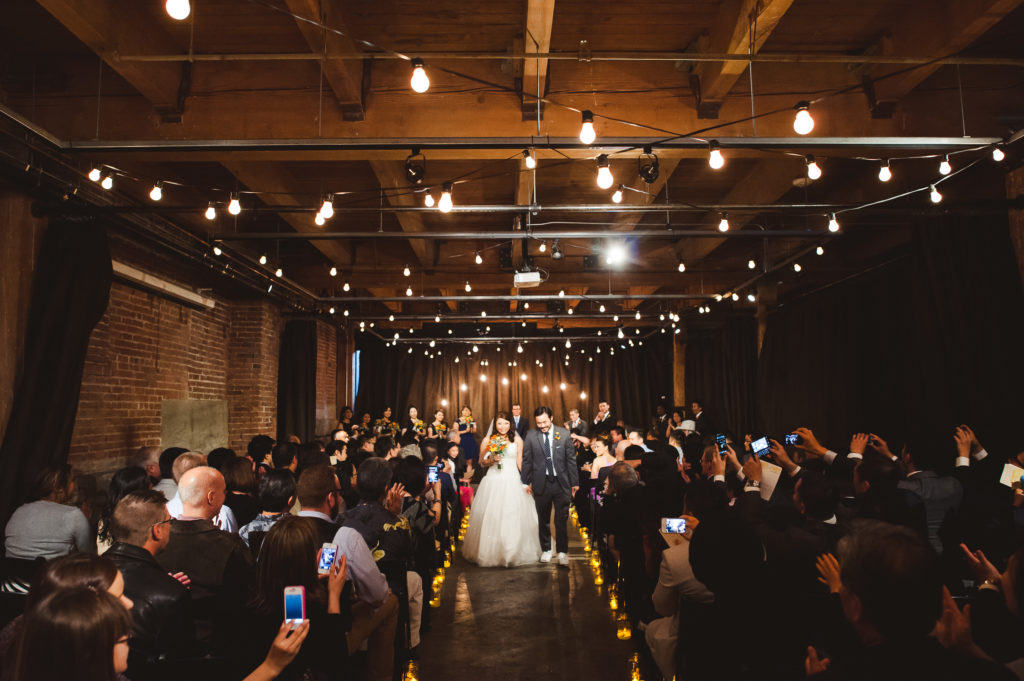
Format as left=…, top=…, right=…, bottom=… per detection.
left=512, top=414, right=529, bottom=440
left=591, top=413, right=614, bottom=436
left=520, top=426, right=578, bottom=495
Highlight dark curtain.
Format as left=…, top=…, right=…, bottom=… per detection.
left=355, top=333, right=673, bottom=431
left=277, top=320, right=317, bottom=443
left=685, top=315, right=758, bottom=441
left=0, top=219, right=111, bottom=525
left=758, top=216, right=1024, bottom=461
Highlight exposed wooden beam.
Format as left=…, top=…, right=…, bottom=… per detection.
left=283, top=0, right=367, bottom=121
left=691, top=0, right=796, bottom=118
left=366, top=288, right=401, bottom=313
left=864, top=0, right=1024, bottom=118
left=35, top=0, right=187, bottom=117
left=368, top=161, right=435, bottom=269
left=521, top=0, right=556, bottom=119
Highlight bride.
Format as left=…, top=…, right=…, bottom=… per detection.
left=461, top=411, right=542, bottom=567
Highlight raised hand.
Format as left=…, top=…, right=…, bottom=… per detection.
left=385, top=483, right=406, bottom=514
left=246, top=620, right=310, bottom=681
left=868, top=433, right=894, bottom=459
left=710, top=450, right=727, bottom=477
left=959, top=424, right=982, bottom=453
left=960, top=543, right=1001, bottom=585
left=741, top=450, right=762, bottom=483
left=792, top=427, right=826, bottom=458
left=815, top=553, right=841, bottom=594
left=933, top=586, right=989, bottom=660
left=805, top=647, right=830, bottom=675
left=769, top=439, right=797, bottom=473
left=954, top=427, right=972, bottom=459
left=850, top=433, right=869, bottom=455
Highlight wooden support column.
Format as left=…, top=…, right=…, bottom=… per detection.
left=673, top=325, right=687, bottom=408
left=1007, top=166, right=1024, bottom=291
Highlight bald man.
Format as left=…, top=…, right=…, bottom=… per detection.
left=156, top=466, right=253, bottom=654
left=165, top=452, right=237, bottom=532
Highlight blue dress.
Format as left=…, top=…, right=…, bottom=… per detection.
left=458, top=419, right=479, bottom=462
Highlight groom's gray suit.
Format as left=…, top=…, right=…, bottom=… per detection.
left=521, top=422, right=578, bottom=554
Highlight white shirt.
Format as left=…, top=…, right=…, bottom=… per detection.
left=331, top=526, right=389, bottom=606
left=167, top=494, right=238, bottom=533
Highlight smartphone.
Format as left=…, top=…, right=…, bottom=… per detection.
left=751, top=436, right=771, bottom=458
left=661, top=517, right=687, bottom=534
left=715, top=433, right=728, bottom=456
left=317, top=543, right=338, bottom=575
left=785, top=433, right=802, bottom=446
left=427, top=465, right=439, bottom=484
left=283, top=586, right=306, bottom=623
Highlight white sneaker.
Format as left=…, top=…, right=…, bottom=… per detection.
left=540, top=550, right=553, bottom=563
left=557, top=552, right=570, bottom=566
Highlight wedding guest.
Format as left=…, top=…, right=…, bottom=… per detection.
left=166, top=451, right=238, bottom=533
left=4, top=464, right=93, bottom=560
left=592, top=400, right=614, bottom=436
left=239, top=469, right=296, bottom=548
left=154, top=447, right=187, bottom=500
left=207, top=447, right=236, bottom=471
left=340, top=458, right=412, bottom=589
left=271, top=443, right=298, bottom=473
left=584, top=435, right=617, bottom=480
left=97, top=466, right=152, bottom=554
left=511, top=403, right=529, bottom=440
left=246, top=435, right=275, bottom=469
left=337, top=405, right=354, bottom=431
left=222, top=456, right=260, bottom=528
left=131, top=446, right=163, bottom=486
left=296, top=464, right=343, bottom=546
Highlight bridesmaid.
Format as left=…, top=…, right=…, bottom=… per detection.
left=352, top=411, right=372, bottom=436
left=402, top=406, right=425, bottom=438
left=427, top=409, right=448, bottom=439
left=456, top=406, right=479, bottom=466
left=375, top=405, right=397, bottom=436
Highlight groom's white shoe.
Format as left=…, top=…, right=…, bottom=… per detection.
left=540, top=550, right=553, bottom=563
left=557, top=552, right=570, bottom=567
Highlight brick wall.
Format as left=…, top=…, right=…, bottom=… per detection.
left=315, top=320, right=338, bottom=436
left=227, top=301, right=281, bottom=451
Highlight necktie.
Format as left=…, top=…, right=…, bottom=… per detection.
left=543, top=432, right=554, bottom=476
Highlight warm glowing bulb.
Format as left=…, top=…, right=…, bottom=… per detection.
left=403, top=266, right=411, bottom=277
left=793, top=263, right=802, bottom=272
left=343, top=282, right=350, bottom=292
left=101, top=175, right=113, bottom=190
left=539, top=241, right=547, bottom=253
left=212, top=246, right=222, bottom=256
left=708, top=148, right=725, bottom=170
left=565, top=339, right=572, bottom=349
left=939, top=157, right=951, bottom=175
left=320, top=196, right=334, bottom=219
left=816, top=245, right=825, bottom=256
left=793, top=103, right=814, bottom=135
left=678, top=262, right=685, bottom=273
left=993, top=147, right=1006, bottom=162
left=611, top=188, right=623, bottom=203
left=618, top=328, right=625, bottom=339
left=599, top=304, right=606, bottom=313
left=438, top=183, right=453, bottom=213
left=259, top=255, right=268, bottom=265
left=718, top=216, right=730, bottom=232
left=748, top=259, right=756, bottom=269
left=228, top=195, right=241, bottom=215
left=731, top=293, right=739, bottom=302
left=465, top=281, right=472, bottom=292
left=88, top=167, right=102, bottom=182
left=596, top=156, right=614, bottom=189
left=329, top=307, right=335, bottom=315
left=878, top=163, right=892, bottom=182
left=521, top=373, right=527, bottom=381
left=747, top=293, right=756, bottom=303
left=275, top=268, right=283, bottom=278
left=149, top=183, right=163, bottom=201
left=410, top=59, right=430, bottom=93
left=567, top=308, right=574, bottom=315
left=806, top=157, right=822, bottom=180
left=579, top=110, right=596, bottom=144
left=204, top=203, right=216, bottom=220
left=828, top=214, right=840, bottom=232
left=475, top=252, right=482, bottom=265
left=524, top=149, right=537, bottom=169
left=424, top=193, right=435, bottom=207
left=314, top=212, right=326, bottom=226
left=930, top=185, right=942, bottom=203
left=406, top=286, right=413, bottom=296
left=165, top=0, right=191, bottom=20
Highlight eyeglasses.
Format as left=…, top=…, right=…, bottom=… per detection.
left=151, top=517, right=173, bottom=529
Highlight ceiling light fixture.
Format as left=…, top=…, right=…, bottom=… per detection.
left=149, top=182, right=163, bottom=201
left=204, top=202, right=216, bottom=220
left=579, top=110, right=596, bottom=144
left=793, top=101, right=814, bottom=135
left=596, top=154, right=614, bottom=189
left=410, top=58, right=430, bottom=93
left=523, top=148, right=536, bottom=169
left=165, top=0, right=191, bottom=20
left=805, top=155, right=822, bottom=180
left=405, top=149, right=426, bottom=184
left=438, top=182, right=454, bottom=213
left=228, top=193, right=241, bottom=215
left=708, top=140, right=725, bottom=169
left=878, top=160, right=892, bottom=182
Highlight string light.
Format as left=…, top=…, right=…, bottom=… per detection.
left=579, top=110, right=596, bottom=144
left=475, top=252, right=483, bottom=264
left=403, top=265, right=411, bottom=277
left=523, top=302, right=530, bottom=309
left=149, top=182, right=163, bottom=201
left=816, top=245, right=825, bottom=256
left=748, top=259, right=756, bottom=269
left=438, top=182, right=454, bottom=213
left=464, top=281, right=472, bottom=292
left=406, top=286, right=413, bottom=296
left=617, top=328, right=625, bottom=339
left=434, top=315, right=440, bottom=323
left=805, top=155, right=822, bottom=180
left=542, top=385, right=549, bottom=393
left=212, top=246, right=222, bottom=256
left=275, top=268, right=283, bottom=278
left=502, top=377, right=509, bottom=385
left=613, top=315, right=619, bottom=321
left=101, top=174, right=114, bottom=190
left=878, top=160, right=892, bottom=182
left=88, top=167, right=102, bottom=182
left=314, top=212, right=326, bottom=226
left=424, top=193, right=435, bottom=207
left=259, top=255, right=268, bottom=265
left=828, top=214, right=840, bottom=232
left=204, top=202, right=216, bottom=220
left=389, top=314, right=395, bottom=322
left=523, top=148, right=537, bottom=169
left=320, top=195, right=334, bottom=219
left=521, top=373, right=528, bottom=381
left=567, top=307, right=574, bottom=315
left=329, top=267, right=337, bottom=277
left=793, top=101, right=814, bottom=135
left=539, top=241, right=547, bottom=253
left=793, top=263, right=802, bottom=272
left=718, top=213, right=730, bottom=232
left=708, top=140, right=725, bottom=169
left=731, top=292, right=739, bottom=302
left=677, top=262, right=686, bottom=273
left=611, top=186, right=623, bottom=203
left=635, top=310, right=641, bottom=320
left=410, top=58, right=430, bottom=93
left=580, top=391, right=587, bottom=400
left=939, top=156, right=952, bottom=175
left=228, top=193, right=241, bottom=215
left=596, top=155, right=614, bottom=189
left=343, top=282, right=350, bottom=292
left=565, top=339, right=572, bottom=349
left=165, top=0, right=191, bottom=20
left=599, top=304, right=606, bottom=313
left=747, top=293, right=756, bottom=302
left=930, top=184, right=943, bottom=204
left=993, top=147, right=1006, bottom=162
left=328, top=307, right=335, bottom=315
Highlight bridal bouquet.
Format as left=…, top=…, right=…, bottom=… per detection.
left=487, top=435, right=509, bottom=470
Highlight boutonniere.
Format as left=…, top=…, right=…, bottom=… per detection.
left=554, top=432, right=562, bottom=441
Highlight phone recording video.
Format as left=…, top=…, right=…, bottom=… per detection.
left=317, top=543, right=338, bottom=575
left=751, top=436, right=771, bottom=458
left=715, top=433, right=728, bottom=456
left=283, top=586, right=306, bottom=624
left=785, top=433, right=802, bottom=446
left=661, top=517, right=688, bottom=534
left=427, top=465, right=439, bottom=484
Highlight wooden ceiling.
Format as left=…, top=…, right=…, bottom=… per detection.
left=1, top=0, right=1023, bottom=331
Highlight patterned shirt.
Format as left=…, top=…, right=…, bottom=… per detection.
left=239, top=513, right=288, bottom=547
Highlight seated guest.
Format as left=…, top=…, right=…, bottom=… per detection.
left=239, top=469, right=296, bottom=548
left=156, top=466, right=253, bottom=654
left=584, top=435, right=616, bottom=480
left=97, top=466, right=152, bottom=554
left=246, top=435, right=275, bottom=469
left=374, top=436, right=400, bottom=460
left=222, top=456, right=260, bottom=528
left=244, top=516, right=350, bottom=681
left=341, top=458, right=412, bottom=588
left=4, top=464, right=93, bottom=560
left=106, top=490, right=194, bottom=672
left=132, top=446, right=163, bottom=486
left=398, top=430, right=422, bottom=460
left=154, top=447, right=187, bottom=501
left=6, top=586, right=132, bottom=681
left=296, top=464, right=344, bottom=546
left=296, top=442, right=328, bottom=475
left=271, top=443, right=298, bottom=473
left=166, top=451, right=238, bottom=532
left=207, top=447, right=236, bottom=471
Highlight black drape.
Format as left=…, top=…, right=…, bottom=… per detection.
left=277, top=320, right=317, bottom=443
left=758, top=216, right=1024, bottom=460
left=0, top=219, right=111, bottom=525
left=685, top=315, right=758, bottom=441
left=355, top=333, right=672, bottom=430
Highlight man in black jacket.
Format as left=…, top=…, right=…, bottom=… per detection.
left=107, top=490, right=194, bottom=676
left=297, top=464, right=343, bottom=545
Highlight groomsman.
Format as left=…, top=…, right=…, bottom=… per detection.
left=592, top=400, right=614, bottom=436
left=511, top=403, right=529, bottom=439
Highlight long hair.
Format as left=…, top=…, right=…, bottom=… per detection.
left=26, top=553, right=118, bottom=612
left=98, top=466, right=151, bottom=543
left=31, top=465, right=75, bottom=504
left=252, top=515, right=324, bottom=614
left=10, top=587, right=131, bottom=681
left=493, top=411, right=511, bottom=437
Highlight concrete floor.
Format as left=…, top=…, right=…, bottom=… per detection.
left=419, top=518, right=635, bottom=681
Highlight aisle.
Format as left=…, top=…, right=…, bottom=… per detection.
left=418, top=513, right=635, bottom=681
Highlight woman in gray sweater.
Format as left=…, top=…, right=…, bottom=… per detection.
left=4, top=464, right=92, bottom=560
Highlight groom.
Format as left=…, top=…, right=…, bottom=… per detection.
left=521, top=406, right=578, bottom=566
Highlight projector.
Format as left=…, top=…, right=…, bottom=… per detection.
left=513, top=270, right=542, bottom=288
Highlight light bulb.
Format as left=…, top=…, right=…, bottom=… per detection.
left=329, top=307, right=335, bottom=315
left=539, top=241, right=547, bottom=253
left=424, top=193, right=435, bottom=207
left=635, top=311, right=641, bottom=320
left=731, top=292, right=739, bottom=301
left=329, top=266, right=337, bottom=277
left=748, top=259, right=756, bottom=269
left=165, top=0, right=191, bottom=20
left=678, top=262, right=685, bottom=273
left=596, top=155, right=614, bottom=189
left=343, top=282, right=350, bottom=292
left=406, top=286, right=413, bottom=296
left=558, top=289, right=565, bottom=297
left=275, top=268, right=283, bottom=278
left=579, top=110, right=596, bottom=144
left=481, top=310, right=487, bottom=317
left=939, top=156, right=951, bottom=175
left=806, top=156, right=822, bottom=180
left=611, top=187, right=623, bottom=203
left=475, top=252, right=482, bottom=264
left=438, top=182, right=453, bottom=213
left=320, top=196, right=334, bottom=219
left=212, top=246, right=222, bottom=256
left=542, top=385, right=549, bottom=393
left=580, top=391, right=587, bottom=399
left=993, top=147, right=1006, bottom=162
left=101, top=175, right=113, bottom=190
left=618, top=328, right=625, bottom=339
left=613, top=315, right=619, bottom=322
left=88, top=167, right=102, bottom=182
left=403, top=266, right=411, bottom=277
left=567, top=308, right=574, bottom=315
left=878, top=162, right=892, bottom=182
left=708, top=141, right=725, bottom=169
left=793, top=262, right=802, bottom=272
left=605, top=243, right=626, bottom=266
left=599, top=304, right=606, bottom=313
left=259, top=255, right=267, bottom=265
left=816, top=245, right=825, bottom=256
left=930, top=185, right=942, bottom=204
left=480, top=374, right=487, bottom=382
left=410, top=58, right=429, bottom=93
left=228, top=194, right=241, bottom=215
left=472, top=345, right=478, bottom=353
left=389, top=314, right=395, bottom=321
left=314, top=212, right=326, bottom=226
left=465, top=281, right=472, bottom=292
left=793, top=102, right=814, bottom=135
left=523, top=302, right=530, bottom=309
left=149, top=183, right=163, bottom=201
left=718, top=214, right=730, bottom=232
left=747, top=293, right=756, bottom=302
left=205, top=203, right=216, bottom=220
left=521, top=373, right=528, bottom=381
left=828, top=214, right=840, bottom=232
left=523, top=148, right=536, bottom=169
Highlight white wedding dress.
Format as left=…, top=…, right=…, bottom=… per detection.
left=461, top=440, right=542, bottom=567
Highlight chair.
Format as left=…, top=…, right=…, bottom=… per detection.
left=377, top=561, right=411, bottom=681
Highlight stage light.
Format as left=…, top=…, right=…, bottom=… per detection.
left=410, top=59, right=429, bottom=93
left=930, top=184, right=943, bottom=204
left=805, top=155, right=822, bottom=180
left=523, top=148, right=536, bottom=169
left=596, top=155, right=614, bottom=189
left=878, top=161, right=892, bottom=182
left=579, top=110, right=596, bottom=144
left=404, top=150, right=426, bottom=184
left=638, top=146, right=659, bottom=183
left=993, top=147, right=1006, bottom=162
left=939, top=156, right=952, bottom=176
left=88, top=167, right=102, bottom=182
left=718, top=213, right=730, bottom=232
left=828, top=214, right=840, bottom=233
left=793, top=101, right=814, bottom=135
left=149, top=182, right=163, bottom=201
left=165, top=0, right=190, bottom=20
left=228, top=194, right=241, bottom=215
left=438, top=182, right=454, bottom=213
left=605, top=243, right=626, bottom=266
left=611, top=186, right=623, bottom=204
left=205, top=203, right=216, bottom=220
left=708, top=141, right=724, bottom=169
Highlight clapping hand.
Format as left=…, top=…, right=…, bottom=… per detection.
left=815, top=553, right=841, bottom=594
left=954, top=427, right=972, bottom=459
left=385, top=483, right=407, bottom=514
left=805, top=647, right=830, bottom=675
left=960, top=543, right=1001, bottom=585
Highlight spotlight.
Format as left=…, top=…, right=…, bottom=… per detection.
left=579, top=110, right=596, bottom=144
left=228, top=193, right=241, bottom=215
left=878, top=160, right=892, bottom=182
left=204, top=202, right=216, bottom=220
left=930, top=184, right=943, bottom=204
left=718, top=213, right=730, bottom=232
left=523, top=148, right=537, bottom=169
left=410, top=58, right=430, bottom=93
left=939, top=155, right=952, bottom=175
left=149, top=182, right=163, bottom=201
left=405, top=150, right=426, bottom=184
left=596, top=155, right=614, bottom=189
left=805, top=155, right=822, bottom=180
left=793, top=101, right=814, bottom=135
left=828, top=214, right=840, bottom=233
left=551, top=240, right=563, bottom=260
left=165, top=0, right=191, bottom=20
left=638, top=145, right=659, bottom=183
left=605, top=242, right=626, bottom=266
left=611, top=186, right=623, bottom=204
left=438, top=182, right=454, bottom=213
left=708, top=141, right=725, bottom=169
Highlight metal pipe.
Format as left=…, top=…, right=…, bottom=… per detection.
left=218, top=229, right=826, bottom=241
left=386, top=336, right=654, bottom=343
left=320, top=294, right=712, bottom=302
left=330, top=314, right=670, bottom=320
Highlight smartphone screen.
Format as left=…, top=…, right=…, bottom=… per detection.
left=751, top=436, right=770, bottom=458
left=427, top=466, right=439, bottom=484
left=715, top=433, right=728, bottom=456
left=317, top=543, right=338, bottom=574
left=662, top=517, right=687, bottom=534
left=284, top=586, right=306, bottom=623
left=785, top=433, right=801, bottom=446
